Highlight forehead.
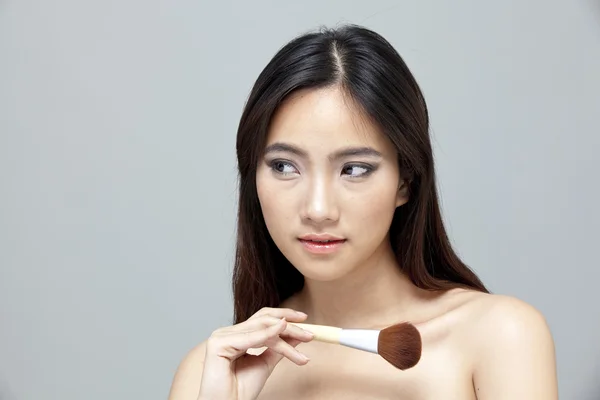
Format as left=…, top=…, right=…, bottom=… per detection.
left=267, top=87, right=393, bottom=154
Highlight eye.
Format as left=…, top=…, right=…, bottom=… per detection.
left=268, top=160, right=299, bottom=176
left=342, top=164, right=374, bottom=178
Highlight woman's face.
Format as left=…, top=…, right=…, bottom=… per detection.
left=256, top=87, right=408, bottom=282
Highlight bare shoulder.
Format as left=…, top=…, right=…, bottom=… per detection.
left=446, top=290, right=554, bottom=348
left=460, top=291, right=553, bottom=343
left=452, top=290, right=558, bottom=398
left=168, top=341, right=207, bottom=400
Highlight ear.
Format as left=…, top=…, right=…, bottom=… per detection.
left=395, top=179, right=410, bottom=207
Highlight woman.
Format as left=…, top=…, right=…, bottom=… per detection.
left=169, top=24, right=558, bottom=399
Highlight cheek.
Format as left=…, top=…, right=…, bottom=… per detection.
left=347, top=185, right=398, bottom=240
left=256, top=174, right=295, bottom=235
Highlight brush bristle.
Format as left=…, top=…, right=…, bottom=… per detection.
left=377, top=322, right=422, bottom=370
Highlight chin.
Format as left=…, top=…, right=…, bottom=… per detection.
left=297, top=268, right=350, bottom=282
left=289, top=257, right=355, bottom=282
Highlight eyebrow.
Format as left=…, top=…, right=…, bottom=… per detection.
left=264, top=142, right=383, bottom=161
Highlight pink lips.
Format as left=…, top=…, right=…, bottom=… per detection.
left=298, top=234, right=346, bottom=254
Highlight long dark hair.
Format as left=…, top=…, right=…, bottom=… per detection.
left=233, top=24, right=488, bottom=324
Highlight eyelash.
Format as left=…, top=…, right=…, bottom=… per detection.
left=267, top=160, right=376, bottom=178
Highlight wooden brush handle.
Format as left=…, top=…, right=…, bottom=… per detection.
left=290, top=323, right=342, bottom=344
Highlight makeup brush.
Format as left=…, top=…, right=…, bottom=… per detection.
left=290, top=321, right=422, bottom=370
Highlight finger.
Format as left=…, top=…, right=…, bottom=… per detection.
left=237, top=315, right=288, bottom=331
left=280, top=323, right=314, bottom=342
left=235, top=315, right=314, bottom=342
left=222, top=317, right=289, bottom=355
left=260, top=337, right=309, bottom=371
left=266, top=337, right=309, bottom=365
left=283, top=338, right=302, bottom=348
left=249, top=307, right=308, bottom=322
left=208, top=318, right=288, bottom=361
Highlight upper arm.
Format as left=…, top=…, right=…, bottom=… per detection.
left=168, top=341, right=207, bottom=400
left=472, top=296, right=558, bottom=399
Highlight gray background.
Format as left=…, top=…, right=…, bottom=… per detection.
left=1, top=0, right=599, bottom=399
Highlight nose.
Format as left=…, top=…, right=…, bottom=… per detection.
left=301, top=176, right=340, bottom=224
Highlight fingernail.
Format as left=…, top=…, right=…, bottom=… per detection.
left=296, top=311, right=307, bottom=317
left=300, top=353, right=310, bottom=362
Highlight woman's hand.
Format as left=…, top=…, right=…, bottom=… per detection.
left=197, top=307, right=314, bottom=400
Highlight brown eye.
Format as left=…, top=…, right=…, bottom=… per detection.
left=269, top=160, right=298, bottom=175
left=342, top=164, right=373, bottom=178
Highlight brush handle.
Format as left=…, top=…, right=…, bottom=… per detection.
left=290, top=323, right=342, bottom=344
left=291, top=323, right=380, bottom=354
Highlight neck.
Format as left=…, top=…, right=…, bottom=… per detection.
left=293, top=239, right=421, bottom=329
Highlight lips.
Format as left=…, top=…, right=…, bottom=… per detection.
left=298, top=235, right=347, bottom=254
left=298, top=234, right=345, bottom=242
left=299, top=239, right=346, bottom=244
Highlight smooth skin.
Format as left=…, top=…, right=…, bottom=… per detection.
left=168, top=87, right=558, bottom=400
